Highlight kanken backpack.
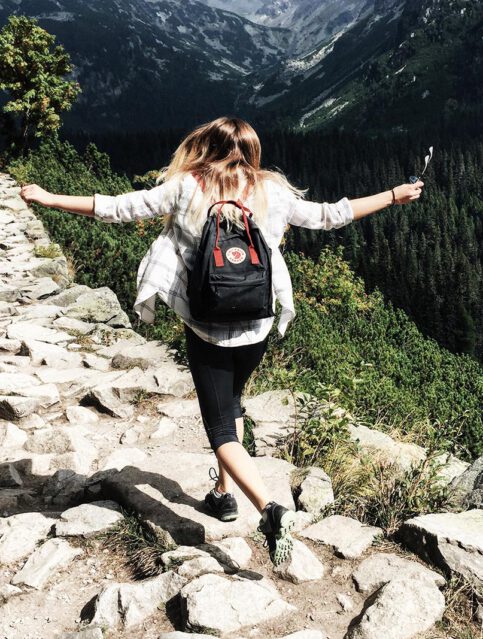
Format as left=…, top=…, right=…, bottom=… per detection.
left=186, top=172, right=274, bottom=322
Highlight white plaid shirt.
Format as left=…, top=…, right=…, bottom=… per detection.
left=94, top=173, right=354, bottom=346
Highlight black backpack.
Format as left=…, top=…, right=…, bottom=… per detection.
left=186, top=173, right=274, bottom=323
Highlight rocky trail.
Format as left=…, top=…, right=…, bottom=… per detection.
left=0, top=172, right=482, bottom=639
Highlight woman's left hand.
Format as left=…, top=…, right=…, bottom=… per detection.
left=20, top=184, right=55, bottom=207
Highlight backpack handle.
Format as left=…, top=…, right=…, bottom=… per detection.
left=209, top=200, right=260, bottom=268
left=207, top=199, right=253, bottom=218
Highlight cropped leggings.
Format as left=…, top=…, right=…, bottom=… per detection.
left=184, top=323, right=269, bottom=452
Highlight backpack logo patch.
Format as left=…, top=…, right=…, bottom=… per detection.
left=226, top=247, right=246, bottom=264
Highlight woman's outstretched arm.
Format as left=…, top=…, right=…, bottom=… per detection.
left=20, top=185, right=94, bottom=216
left=349, top=181, right=424, bottom=220
left=19, top=180, right=180, bottom=223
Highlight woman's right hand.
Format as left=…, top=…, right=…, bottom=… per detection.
left=393, top=181, right=424, bottom=205
left=20, top=184, right=55, bottom=207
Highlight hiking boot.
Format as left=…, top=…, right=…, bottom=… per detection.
left=204, top=467, right=239, bottom=522
left=257, top=501, right=296, bottom=566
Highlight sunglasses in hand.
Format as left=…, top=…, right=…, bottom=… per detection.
left=409, top=146, right=433, bottom=184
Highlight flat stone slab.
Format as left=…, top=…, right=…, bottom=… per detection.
left=89, top=571, right=186, bottom=629
left=398, top=509, right=483, bottom=585
left=352, top=552, right=446, bottom=594
left=299, top=515, right=383, bottom=559
left=11, top=538, right=82, bottom=589
left=54, top=501, right=123, bottom=537
left=0, top=512, right=56, bottom=563
left=180, top=573, right=296, bottom=634
left=101, top=451, right=296, bottom=544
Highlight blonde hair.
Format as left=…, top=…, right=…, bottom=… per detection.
left=156, top=116, right=308, bottom=236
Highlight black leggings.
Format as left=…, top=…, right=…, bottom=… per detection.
left=184, top=323, right=269, bottom=452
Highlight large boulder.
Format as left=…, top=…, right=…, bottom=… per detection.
left=11, top=538, right=82, bottom=589
left=344, top=575, right=445, bottom=639
left=180, top=573, right=296, bottom=634
left=397, top=509, right=483, bottom=585
left=300, top=515, right=383, bottom=559
left=63, top=287, right=131, bottom=327
left=448, top=456, right=483, bottom=509
left=89, top=571, right=186, bottom=629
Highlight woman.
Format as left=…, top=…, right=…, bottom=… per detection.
left=20, top=116, right=424, bottom=567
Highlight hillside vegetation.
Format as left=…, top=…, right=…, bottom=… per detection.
left=7, top=136, right=483, bottom=461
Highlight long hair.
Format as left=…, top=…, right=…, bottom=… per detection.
left=156, top=116, right=308, bottom=235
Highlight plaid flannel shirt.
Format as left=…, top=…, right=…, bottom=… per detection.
left=93, top=173, right=354, bottom=346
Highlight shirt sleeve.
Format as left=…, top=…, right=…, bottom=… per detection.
left=286, top=192, right=354, bottom=230
left=93, top=178, right=180, bottom=224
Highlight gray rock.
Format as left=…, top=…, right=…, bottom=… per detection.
left=42, top=284, right=91, bottom=307
left=0, top=421, right=28, bottom=448
left=66, top=405, right=99, bottom=425
left=7, top=322, right=75, bottom=344
left=352, top=552, right=446, bottom=594
left=55, top=501, right=123, bottom=537
left=337, top=594, right=354, bottom=612
left=111, top=341, right=170, bottom=370
left=0, top=513, right=55, bottom=564
left=108, top=366, right=160, bottom=401
left=157, top=398, right=201, bottom=419
left=30, top=256, right=70, bottom=288
left=0, top=395, right=41, bottom=419
left=60, top=629, right=104, bottom=639
left=0, top=371, right=40, bottom=393
left=281, top=632, right=327, bottom=639
left=344, top=575, right=445, bottom=639
left=153, top=362, right=194, bottom=397
left=101, top=452, right=296, bottom=544
left=22, top=339, right=83, bottom=368
left=0, top=463, right=23, bottom=487
left=20, top=276, right=61, bottom=300
left=82, top=385, right=134, bottom=419
left=89, top=571, right=186, bottom=628
left=432, top=452, right=470, bottom=487
left=295, top=466, right=334, bottom=514
left=299, top=515, right=383, bottom=559
left=398, top=509, right=483, bottom=585
left=41, top=469, right=87, bottom=507
left=0, top=337, right=22, bottom=353
left=180, top=573, right=296, bottom=634
left=348, top=423, right=426, bottom=472
left=100, top=448, right=147, bottom=471
left=449, top=456, right=483, bottom=509
left=163, top=537, right=252, bottom=577
left=0, top=583, right=22, bottom=604
left=11, top=538, right=83, bottom=589
left=14, top=382, right=60, bottom=408
left=25, top=427, right=96, bottom=459
left=274, top=539, right=324, bottom=584
left=63, top=287, right=129, bottom=326
left=177, top=556, right=225, bottom=579
left=202, top=536, right=252, bottom=570
left=243, top=389, right=298, bottom=456
left=52, top=316, right=96, bottom=335
left=150, top=416, right=177, bottom=440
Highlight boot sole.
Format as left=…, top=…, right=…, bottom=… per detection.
left=272, top=510, right=296, bottom=566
